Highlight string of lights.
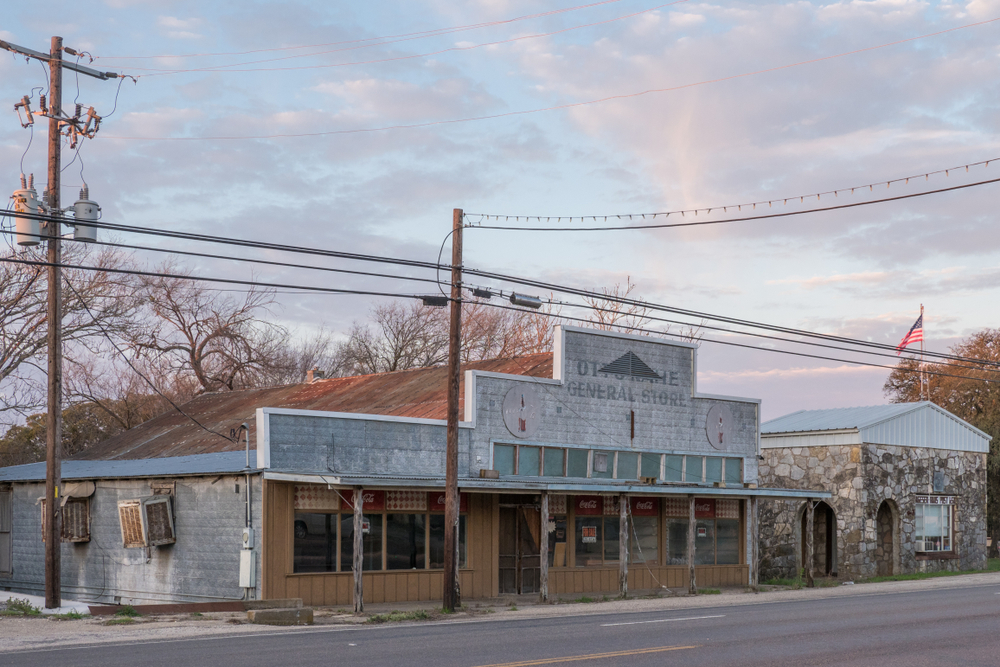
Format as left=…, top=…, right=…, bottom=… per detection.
left=101, top=17, right=1000, bottom=141
left=465, top=157, right=999, bottom=226
left=95, top=0, right=633, bottom=60
left=130, top=1, right=688, bottom=76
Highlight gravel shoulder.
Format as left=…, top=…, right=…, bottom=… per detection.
left=3, top=571, right=999, bottom=653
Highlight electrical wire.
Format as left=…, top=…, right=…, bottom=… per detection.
left=101, top=16, right=1000, bottom=141
left=464, top=176, right=1000, bottom=232
left=96, top=0, right=631, bottom=60
left=466, top=157, right=999, bottom=225
left=0, top=226, right=448, bottom=288
left=63, top=273, right=235, bottom=444
left=132, top=1, right=688, bottom=76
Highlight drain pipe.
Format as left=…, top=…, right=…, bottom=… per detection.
left=239, top=423, right=254, bottom=600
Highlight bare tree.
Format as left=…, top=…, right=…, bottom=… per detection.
left=584, top=276, right=651, bottom=334
left=338, top=301, right=448, bottom=375
left=262, top=327, right=352, bottom=385
left=1, top=243, right=140, bottom=423
left=130, top=264, right=289, bottom=394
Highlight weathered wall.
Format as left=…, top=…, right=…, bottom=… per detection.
left=758, top=444, right=987, bottom=581
left=0, top=475, right=262, bottom=605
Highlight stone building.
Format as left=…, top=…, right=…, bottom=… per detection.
left=757, top=403, right=990, bottom=581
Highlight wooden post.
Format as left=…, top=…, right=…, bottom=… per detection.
left=805, top=500, right=815, bottom=588
left=443, top=208, right=463, bottom=612
left=539, top=491, right=549, bottom=602
left=44, top=35, right=64, bottom=612
left=750, top=497, right=759, bottom=587
left=353, top=487, right=364, bottom=612
left=619, top=494, right=628, bottom=598
left=687, top=495, right=697, bottom=595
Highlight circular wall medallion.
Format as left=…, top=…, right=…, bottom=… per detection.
left=705, top=403, right=735, bottom=450
left=502, top=384, right=542, bottom=439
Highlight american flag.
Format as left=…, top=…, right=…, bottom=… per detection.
left=896, top=313, right=923, bottom=355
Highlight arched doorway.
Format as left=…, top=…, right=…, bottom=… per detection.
left=875, top=501, right=895, bottom=576
left=801, top=501, right=837, bottom=576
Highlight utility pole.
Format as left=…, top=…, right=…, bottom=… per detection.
left=1, top=36, right=118, bottom=611
left=443, top=208, right=463, bottom=612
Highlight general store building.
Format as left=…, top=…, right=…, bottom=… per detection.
left=0, top=326, right=823, bottom=606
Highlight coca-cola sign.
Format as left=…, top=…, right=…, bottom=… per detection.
left=343, top=489, right=385, bottom=511
left=429, top=492, right=469, bottom=512
left=575, top=495, right=602, bottom=516
left=630, top=497, right=658, bottom=517
left=694, top=498, right=716, bottom=518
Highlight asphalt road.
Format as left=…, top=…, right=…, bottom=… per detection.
left=8, top=583, right=1000, bottom=667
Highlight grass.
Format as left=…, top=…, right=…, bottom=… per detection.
left=988, top=558, right=1000, bottom=572
left=1, top=598, right=42, bottom=616
left=115, top=605, right=140, bottom=618
left=49, top=610, right=86, bottom=621
left=698, top=588, right=722, bottom=595
left=365, top=609, right=432, bottom=624
left=104, top=617, right=136, bottom=626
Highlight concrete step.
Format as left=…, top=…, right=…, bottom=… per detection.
left=245, top=598, right=303, bottom=610
left=246, top=607, right=314, bottom=625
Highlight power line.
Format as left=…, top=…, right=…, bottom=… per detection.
left=465, top=157, right=999, bottom=225
left=463, top=175, right=1000, bottom=232
left=95, top=0, right=632, bottom=60
left=132, top=1, right=687, bottom=76
left=0, top=227, right=449, bottom=287
left=100, top=17, right=1000, bottom=141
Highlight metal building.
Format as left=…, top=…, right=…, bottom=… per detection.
left=0, top=326, right=824, bottom=606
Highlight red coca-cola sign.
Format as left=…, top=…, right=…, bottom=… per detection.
left=630, top=497, right=658, bottom=517
left=429, top=492, right=469, bottom=513
left=342, top=490, right=385, bottom=511
left=694, top=498, right=715, bottom=518
left=575, top=495, right=602, bottom=516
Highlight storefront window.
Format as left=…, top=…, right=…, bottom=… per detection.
left=725, top=459, right=742, bottom=485
left=916, top=502, right=952, bottom=552
left=494, top=445, right=515, bottom=475
left=575, top=516, right=603, bottom=566
left=705, top=457, right=723, bottom=484
left=519, top=446, right=541, bottom=476
left=340, top=513, right=383, bottom=571
left=429, top=515, right=467, bottom=568
left=686, top=457, right=704, bottom=483
left=386, top=513, right=425, bottom=570
left=641, top=454, right=661, bottom=480
left=603, top=517, right=621, bottom=561
left=629, top=497, right=659, bottom=564
left=695, top=519, right=716, bottom=564
left=716, top=519, right=740, bottom=564
left=664, top=499, right=742, bottom=566
left=664, top=455, right=684, bottom=482
left=592, top=451, right=613, bottom=479
left=567, top=449, right=589, bottom=478
left=666, top=519, right=689, bottom=565
left=543, top=448, right=565, bottom=477
left=617, top=452, right=638, bottom=480
left=293, top=512, right=338, bottom=573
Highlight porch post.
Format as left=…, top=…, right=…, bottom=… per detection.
left=687, top=495, right=697, bottom=594
left=619, top=494, right=628, bottom=598
left=805, top=499, right=815, bottom=588
left=750, top=497, right=759, bottom=587
left=353, top=487, right=364, bottom=612
left=539, top=491, right=549, bottom=602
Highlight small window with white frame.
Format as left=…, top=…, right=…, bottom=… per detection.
left=915, top=497, right=953, bottom=553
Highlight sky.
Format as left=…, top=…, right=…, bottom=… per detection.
left=2, top=0, right=999, bottom=420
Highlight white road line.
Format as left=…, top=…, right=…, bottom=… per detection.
left=601, top=614, right=726, bottom=627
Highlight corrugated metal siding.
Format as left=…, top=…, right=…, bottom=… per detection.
left=762, top=403, right=920, bottom=434
left=859, top=405, right=989, bottom=452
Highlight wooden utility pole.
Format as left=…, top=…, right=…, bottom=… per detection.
left=443, top=208, right=463, bottom=612
left=687, top=495, right=697, bottom=594
left=44, top=35, right=64, bottom=611
left=1, top=36, right=118, bottom=612
left=750, top=497, right=759, bottom=587
left=353, top=488, right=364, bottom=612
left=539, top=492, right=549, bottom=602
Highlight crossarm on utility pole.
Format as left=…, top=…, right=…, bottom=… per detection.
left=0, top=40, right=118, bottom=79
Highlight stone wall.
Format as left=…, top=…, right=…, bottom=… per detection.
left=758, top=444, right=987, bottom=581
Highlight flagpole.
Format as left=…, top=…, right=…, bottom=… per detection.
left=920, top=304, right=926, bottom=401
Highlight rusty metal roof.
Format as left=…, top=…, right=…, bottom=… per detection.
left=75, top=354, right=553, bottom=461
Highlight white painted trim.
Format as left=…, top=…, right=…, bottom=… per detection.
left=263, top=471, right=341, bottom=485
left=258, top=406, right=473, bottom=429
left=255, top=408, right=270, bottom=469
left=465, top=370, right=562, bottom=386
left=463, top=369, right=476, bottom=427
left=693, top=391, right=762, bottom=406
left=553, top=324, right=565, bottom=381
left=559, top=324, right=699, bottom=350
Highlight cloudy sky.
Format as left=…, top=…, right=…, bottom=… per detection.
left=3, top=0, right=999, bottom=419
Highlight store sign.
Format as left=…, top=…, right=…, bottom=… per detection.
left=581, top=526, right=598, bottom=543
left=915, top=495, right=954, bottom=505
left=697, top=526, right=708, bottom=538
left=362, top=518, right=371, bottom=534
left=342, top=490, right=385, bottom=511
left=575, top=495, right=602, bottom=516
left=429, top=492, right=469, bottom=512
left=630, top=497, right=659, bottom=517
left=502, top=384, right=542, bottom=438
left=694, top=498, right=715, bottom=518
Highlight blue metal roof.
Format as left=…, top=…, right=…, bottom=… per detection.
left=762, top=402, right=990, bottom=452
left=0, top=451, right=258, bottom=482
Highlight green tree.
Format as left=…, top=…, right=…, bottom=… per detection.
left=883, top=329, right=1000, bottom=553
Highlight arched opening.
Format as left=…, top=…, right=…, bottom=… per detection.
left=800, top=501, right=837, bottom=577
left=875, top=500, right=896, bottom=577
